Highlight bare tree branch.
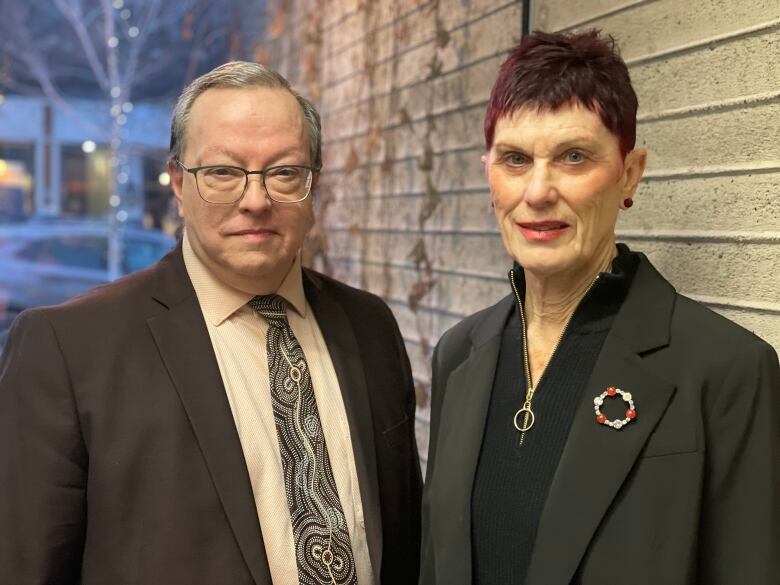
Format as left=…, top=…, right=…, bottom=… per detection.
left=51, top=0, right=111, bottom=90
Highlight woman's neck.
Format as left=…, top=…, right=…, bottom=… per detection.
left=523, top=245, right=616, bottom=329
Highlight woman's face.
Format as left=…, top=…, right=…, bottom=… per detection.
left=485, top=103, right=645, bottom=281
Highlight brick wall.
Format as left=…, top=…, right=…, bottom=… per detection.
left=264, top=0, right=780, bottom=465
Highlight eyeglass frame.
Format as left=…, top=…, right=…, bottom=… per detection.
left=174, top=159, right=321, bottom=205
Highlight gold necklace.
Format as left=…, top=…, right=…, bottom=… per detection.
left=509, top=270, right=601, bottom=446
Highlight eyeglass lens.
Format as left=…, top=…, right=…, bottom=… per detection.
left=197, top=166, right=311, bottom=203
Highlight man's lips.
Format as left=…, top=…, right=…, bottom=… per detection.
left=228, top=228, right=279, bottom=240
left=516, top=221, right=570, bottom=241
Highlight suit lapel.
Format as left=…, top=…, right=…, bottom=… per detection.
left=147, top=247, right=272, bottom=585
left=302, top=271, right=383, bottom=582
left=428, top=297, right=513, bottom=584
left=526, top=255, right=678, bottom=585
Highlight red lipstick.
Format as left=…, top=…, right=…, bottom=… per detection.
left=516, top=220, right=569, bottom=241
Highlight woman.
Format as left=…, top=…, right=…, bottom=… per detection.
left=420, top=30, right=779, bottom=585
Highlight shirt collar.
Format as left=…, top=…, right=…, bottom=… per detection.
left=182, top=229, right=307, bottom=326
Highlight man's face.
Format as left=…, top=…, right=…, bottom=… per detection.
left=170, top=86, right=315, bottom=294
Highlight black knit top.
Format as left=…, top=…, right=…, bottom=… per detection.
left=471, top=247, right=639, bottom=584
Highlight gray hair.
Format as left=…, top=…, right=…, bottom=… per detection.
left=168, top=61, right=322, bottom=169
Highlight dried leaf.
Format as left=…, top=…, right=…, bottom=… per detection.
left=253, top=43, right=269, bottom=65
left=398, top=106, right=413, bottom=128
left=407, top=238, right=427, bottom=267
left=301, top=50, right=318, bottom=78
left=419, top=176, right=441, bottom=227
left=381, top=155, right=394, bottom=175
left=418, top=142, right=434, bottom=172
left=308, top=80, right=321, bottom=102
left=435, top=20, right=450, bottom=48
left=428, top=54, right=443, bottom=79
left=344, top=146, right=359, bottom=176
left=396, top=20, right=411, bottom=45
left=415, top=380, right=430, bottom=408
left=269, top=3, right=286, bottom=40
left=366, top=126, right=383, bottom=150
left=408, top=278, right=436, bottom=312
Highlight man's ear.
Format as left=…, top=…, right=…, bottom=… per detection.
left=167, top=160, right=185, bottom=218
left=310, top=172, right=319, bottom=196
left=622, top=148, right=647, bottom=198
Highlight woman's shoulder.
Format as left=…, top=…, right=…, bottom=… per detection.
left=436, top=295, right=514, bottom=357
left=668, top=292, right=777, bottom=365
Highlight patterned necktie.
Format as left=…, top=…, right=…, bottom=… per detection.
left=249, top=294, right=357, bottom=585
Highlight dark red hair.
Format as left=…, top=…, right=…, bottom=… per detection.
left=484, top=29, right=638, bottom=157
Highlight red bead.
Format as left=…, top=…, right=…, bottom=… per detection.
left=626, top=409, right=636, bottom=419
left=596, top=414, right=607, bottom=424
left=607, top=386, right=617, bottom=396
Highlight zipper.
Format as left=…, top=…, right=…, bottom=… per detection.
left=509, top=269, right=601, bottom=446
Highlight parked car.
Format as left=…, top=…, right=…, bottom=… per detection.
left=0, top=220, right=176, bottom=336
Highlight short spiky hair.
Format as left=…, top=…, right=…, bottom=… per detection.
left=484, top=29, right=638, bottom=157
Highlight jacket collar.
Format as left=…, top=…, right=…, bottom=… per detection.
left=147, top=242, right=273, bottom=585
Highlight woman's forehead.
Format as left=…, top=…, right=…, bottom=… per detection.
left=493, top=105, right=618, bottom=150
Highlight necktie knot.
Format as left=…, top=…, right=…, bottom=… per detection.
left=249, top=294, right=288, bottom=324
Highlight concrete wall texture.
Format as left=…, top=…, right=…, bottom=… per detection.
left=264, top=0, right=780, bottom=463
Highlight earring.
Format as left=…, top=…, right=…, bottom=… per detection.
left=623, top=198, right=634, bottom=209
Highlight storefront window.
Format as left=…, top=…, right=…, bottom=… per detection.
left=61, top=145, right=111, bottom=218
left=0, top=143, right=35, bottom=222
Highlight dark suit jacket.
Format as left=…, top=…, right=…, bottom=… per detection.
left=420, top=253, right=779, bottom=585
left=0, top=244, right=422, bottom=585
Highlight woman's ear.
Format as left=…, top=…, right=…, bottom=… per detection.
left=622, top=148, right=647, bottom=198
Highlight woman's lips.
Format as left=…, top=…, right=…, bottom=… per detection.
left=516, top=221, right=570, bottom=241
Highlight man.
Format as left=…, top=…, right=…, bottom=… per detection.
left=0, top=62, right=422, bottom=585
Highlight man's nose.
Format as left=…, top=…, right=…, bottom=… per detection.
left=238, top=175, right=272, bottom=211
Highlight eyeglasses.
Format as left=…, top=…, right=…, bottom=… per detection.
left=175, top=160, right=319, bottom=204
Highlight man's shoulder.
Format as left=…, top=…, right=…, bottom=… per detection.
left=17, top=256, right=172, bottom=331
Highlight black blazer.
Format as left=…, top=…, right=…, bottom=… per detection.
left=420, top=253, right=779, bottom=585
left=0, top=244, right=422, bottom=585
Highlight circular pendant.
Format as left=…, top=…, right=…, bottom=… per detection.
left=322, top=548, right=333, bottom=567
left=513, top=407, right=535, bottom=432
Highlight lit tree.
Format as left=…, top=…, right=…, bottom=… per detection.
left=0, top=0, right=263, bottom=276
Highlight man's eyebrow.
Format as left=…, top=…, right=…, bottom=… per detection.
left=198, top=146, right=242, bottom=163
left=197, top=146, right=307, bottom=165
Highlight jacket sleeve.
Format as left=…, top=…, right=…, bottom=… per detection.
left=0, top=310, right=87, bottom=585
left=419, top=342, right=443, bottom=585
left=700, top=341, right=780, bottom=583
